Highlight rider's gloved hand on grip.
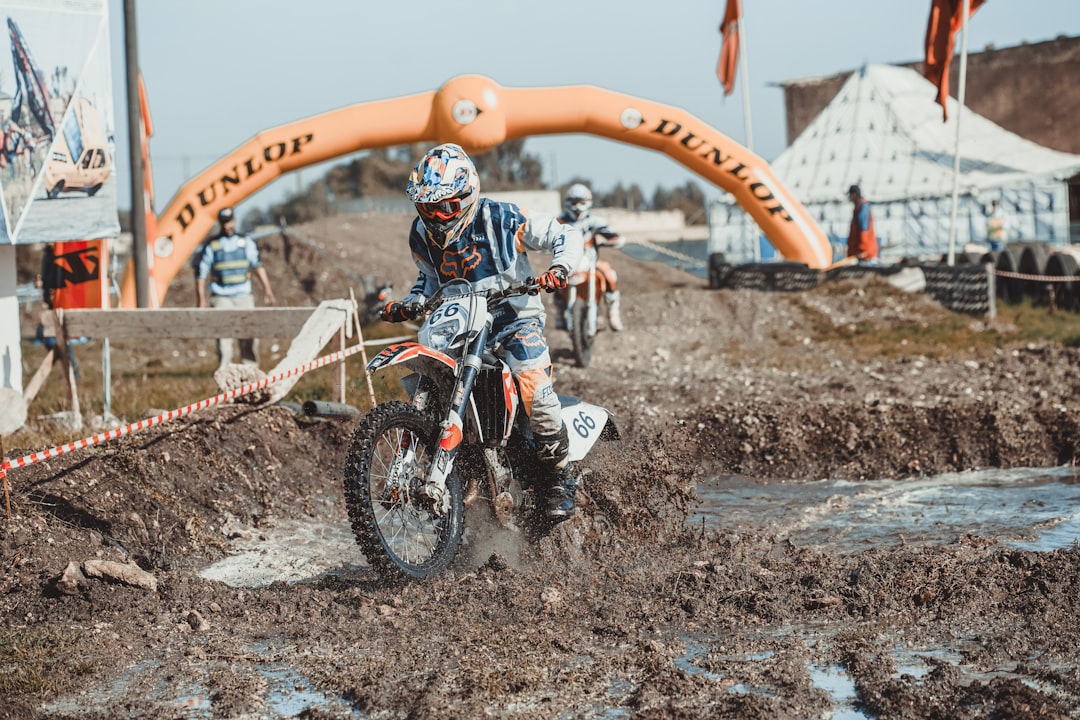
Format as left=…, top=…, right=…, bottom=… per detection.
left=380, top=301, right=421, bottom=323
left=537, top=265, right=569, bottom=292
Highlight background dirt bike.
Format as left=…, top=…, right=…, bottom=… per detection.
left=558, top=248, right=607, bottom=368
left=343, top=278, right=620, bottom=583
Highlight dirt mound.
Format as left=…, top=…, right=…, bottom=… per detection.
left=3, top=212, right=1080, bottom=719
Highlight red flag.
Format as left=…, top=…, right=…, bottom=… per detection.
left=923, top=0, right=986, bottom=121
left=716, top=0, right=742, bottom=96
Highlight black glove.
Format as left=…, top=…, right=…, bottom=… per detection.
left=537, top=266, right=569, bottom=292
left=380, top=301, right=422, bottom=323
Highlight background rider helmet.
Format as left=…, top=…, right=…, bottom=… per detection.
left=406, top=143, right=480, bottom=248
left=564, top=183, right=593, bottom=222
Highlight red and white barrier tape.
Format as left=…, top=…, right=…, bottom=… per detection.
left=1, top=336, right=411, bottom=476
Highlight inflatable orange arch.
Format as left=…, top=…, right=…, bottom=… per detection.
left=121, top=75, right=830, bottom=308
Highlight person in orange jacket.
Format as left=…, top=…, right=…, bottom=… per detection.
left=846, top=185, right=879, bottom=263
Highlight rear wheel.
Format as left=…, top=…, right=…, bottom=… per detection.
left=47, top=182, right=64, bottom=199
left=343, top=401, right=464, bottom=582
left=571, top=300, right=594, bottom=368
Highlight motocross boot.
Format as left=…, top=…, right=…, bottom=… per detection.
left=533, top=426, right=578, bottom=520
left=605, top=290, right=624, bottom=332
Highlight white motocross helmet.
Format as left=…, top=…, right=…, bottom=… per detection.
left=407, top=143, right=481, bottom=248
left=564, top=183, right=593, bottom=222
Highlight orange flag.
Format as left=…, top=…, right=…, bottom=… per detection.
left=47, top=241, right=109, bottom=310
left=716, top=0, right=742, bottom=96
left=923, top=0, right=986, bottom=121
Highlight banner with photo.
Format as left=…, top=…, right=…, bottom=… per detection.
left=0, top=0, right=119, bottom=245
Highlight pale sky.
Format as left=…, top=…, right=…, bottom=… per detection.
left=107, top=0, right=1079, bottom=216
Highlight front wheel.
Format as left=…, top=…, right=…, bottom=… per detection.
left=571, top=300, right=595, bottom=368
left=343, top=401, right=464, bottom=582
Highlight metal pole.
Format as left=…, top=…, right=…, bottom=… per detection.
left=124, top=0, right=149, bottom=307
left=737, top=18, right=753, bottom=152
left=946, top=0, right=971, bottom=267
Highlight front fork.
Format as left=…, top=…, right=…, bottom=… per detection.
left=585, top=266, right=598, bottom=338
left=423, top=323, right=490, bottom=515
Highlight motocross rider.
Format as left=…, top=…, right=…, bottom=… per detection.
left=381, top=143, right=586, bottom=521
left=554, top=183, right=626, bottom=332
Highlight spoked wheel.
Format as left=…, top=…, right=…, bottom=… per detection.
left=571, top=300, right=595, bottom=368
left=343, top=401, right=464, bottom=582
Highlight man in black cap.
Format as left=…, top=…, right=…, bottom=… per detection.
left=195, top=207, right=276, bottom=367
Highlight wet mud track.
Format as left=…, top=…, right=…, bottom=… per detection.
left=3, top=213, right=1079, bottom=719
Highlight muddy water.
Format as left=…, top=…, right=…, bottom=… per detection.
left=196, top=465, right=1080, bottom=590
left=52, top=466, right=1079, bottom=719
left=691, top=465, right=1080, bottom=553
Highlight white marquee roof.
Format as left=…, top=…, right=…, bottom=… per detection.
left=772, top=64, right=1080, bottom=205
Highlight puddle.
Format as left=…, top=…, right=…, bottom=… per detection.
left=809, top=664, right=866, bottom=719
left=691, top=465, right=1080, bottom=552
left=676, top=632, right=1072, bottom=719
left=200, top=467, right=1079, bottom=593
left=42, top=646, right=364, bottom=719
left=199, top=517, right=367, bottom=588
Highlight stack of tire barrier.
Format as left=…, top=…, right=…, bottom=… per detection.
left=1045, top=250, right=1079, bottom=312
left=920, top=262, right=995, bottom=316
left=708, top=255, right=823, bottom=292
left=706, top=247, right=1080, bottom=317
left=975, top=242, right=1079, bottom=311
left=980, top=247, right=1024, bottom=304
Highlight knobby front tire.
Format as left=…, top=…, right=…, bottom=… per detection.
left=571, top=301, right=594, bottom=368
left=343, top=401, right=464, bottom=583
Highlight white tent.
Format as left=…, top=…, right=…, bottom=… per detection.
left=709, top=64, right=1080, bottom=263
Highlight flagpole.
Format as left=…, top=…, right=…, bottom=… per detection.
left=735, top=13, right=759, bottom=262
left=946, top=0, right=971, bottom=267
left=737, top=17, right=753, bottom=152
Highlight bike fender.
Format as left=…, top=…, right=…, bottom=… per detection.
left=559, top=396, right=619, bottom=462
left=367, top=342, right=456, bottom=375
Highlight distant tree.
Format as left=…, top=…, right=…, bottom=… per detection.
left=652, top=181, right=707, bottom=225
left=598, top=183, right=647, bottom=211
left=472, top=139, right=544, bottom=191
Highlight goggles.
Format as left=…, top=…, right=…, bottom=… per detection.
left=417, top=198, right=466, bottom=222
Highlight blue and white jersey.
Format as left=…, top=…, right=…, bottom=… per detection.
left=197, top=233, right=262, bottom=298
left=406, top=198, right=583, bottom=322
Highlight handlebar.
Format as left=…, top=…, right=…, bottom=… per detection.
left=400, top=278, right=543, bottom=319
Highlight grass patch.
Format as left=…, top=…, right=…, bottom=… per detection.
left=0, top=627, right=96, bottom=697
left=796, top=285, right=1080, bottom=360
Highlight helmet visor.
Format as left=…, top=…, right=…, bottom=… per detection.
left=417, top=198, right=465, bottom=223
left=569, top=200, right=589, bottom=214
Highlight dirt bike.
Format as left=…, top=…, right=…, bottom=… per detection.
left=343, top=277, right=620, bottom=582
left=559, top=247, right=607, bottom=368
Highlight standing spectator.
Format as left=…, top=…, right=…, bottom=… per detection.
left=986, top=198, right=1014, bottom=252
left=196, top=207, right=275, bottom=368
left=846, top=184, right=879, bottom=263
